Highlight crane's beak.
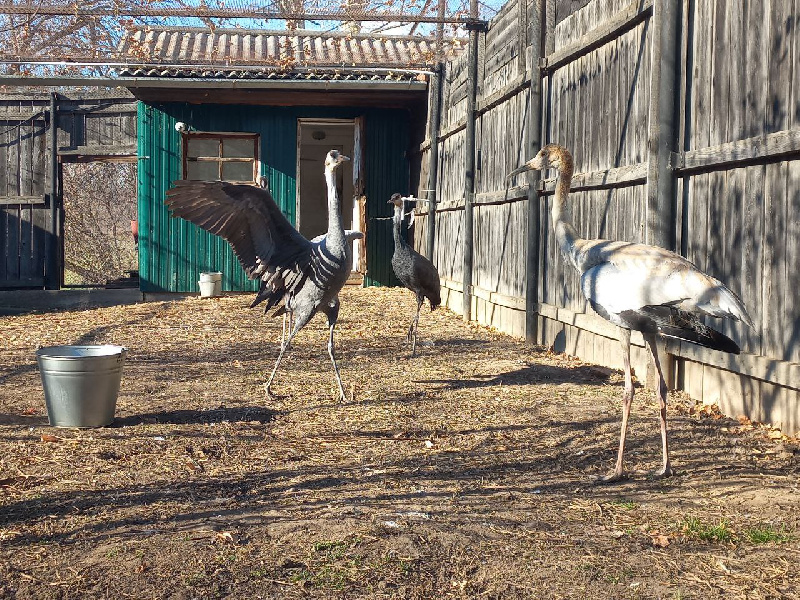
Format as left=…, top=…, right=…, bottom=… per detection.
left=506, top=157, right=541, bottom=179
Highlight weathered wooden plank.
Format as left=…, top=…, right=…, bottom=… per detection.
left=766, top=0, right=792, bottom=134
left=678, top=129, right=800, bottom=172
left=721, top=167, right=746, bottom=345
left=543, top=0, right=653, bottom=74
left=740, top=164, right=765, bottom=354
left=58, top=144, right=138, bottom=157
left=540, top=162, right=648, bottom=192
left=785, top=157, right=800, bottom=363
left=0, top=196, right=46, bottom=205
left=744, top=0, right=769, bottom=138
left=726, top=0, right=746, bottom=143
left=690, top=0, right=712, bottom=151
left=0, top=110, right=47, bottom=121
left=4, top=204, right=20, bottom=279
left=709, top=0, right=729, bottom=147
left=762, top=160, right=788, bottom=359
left=668, top=339, right=800, bottom=394
left=7, top=122, right=20, bottom=197
left=792, top=0, right=800, bottom=131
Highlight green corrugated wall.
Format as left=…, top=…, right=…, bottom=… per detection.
left=137, top=102, right=410, bottom=292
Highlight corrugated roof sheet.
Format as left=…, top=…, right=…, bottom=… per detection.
left=117, top=27, right=464, bottom=79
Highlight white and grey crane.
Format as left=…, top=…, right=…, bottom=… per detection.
left=508, top=144, right=754, bottom=482
left=165, top=149, right=359, bottom=402
left=388, top=193, right=441, bottom=356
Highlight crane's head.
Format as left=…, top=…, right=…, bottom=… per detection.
left=506, top=144, right=574, bottom=178
left=325, top=149, right=350, bottom=171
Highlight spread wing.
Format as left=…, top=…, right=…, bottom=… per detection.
left=165, top=180, right=312, bottom=280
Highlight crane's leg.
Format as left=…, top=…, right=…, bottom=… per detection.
left=323, top=301, right=347, bottom=402
left=643, top=332, right=673, bottom=478
left=409, top=296, right=424, bottom=356
left=598, top=328, right=634, bottom=484
left=266, top=309, right=310, bottom=400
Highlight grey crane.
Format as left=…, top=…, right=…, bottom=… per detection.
left=165, top=149, right=358, bottom=402
left=388, top=193, right=441, bottom=356
left=508, top=144, right=753, bottom=482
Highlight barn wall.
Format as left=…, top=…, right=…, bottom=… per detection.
left=138, top=102, right=410, bottom=293
left=416, top=0, right=800, bottom=434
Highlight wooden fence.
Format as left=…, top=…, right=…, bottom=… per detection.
left=413, top=0, right=800, bottom=435
left=0, top=90, right=137, bottom=289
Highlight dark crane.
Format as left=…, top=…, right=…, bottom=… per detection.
left=508, top=144, right=754, bottom=482
left=388, top=193, right=441, bottom=356
left=165, top=150, right=357, bottom=401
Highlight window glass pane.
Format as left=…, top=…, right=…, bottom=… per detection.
left=222, top=161, right=254, bottom=181
left=187, top=138, right=220, bottom=158
left=187, top=160, right=220, bottom=180
left=223, top=137, right=256, bottom=158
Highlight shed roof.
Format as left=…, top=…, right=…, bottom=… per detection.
left=117, top=27, right=464, bottom=80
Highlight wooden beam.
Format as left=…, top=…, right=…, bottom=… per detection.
left=0, top=196, right=46, bottom=205
left=0, top=278, right=45, bottom=288
left=645, top=0, right=681, bottom=249
left=541, top=0, right=653, bottom=74
left=0, top=110, right=46, bottom=121
left=677, top=129, right=800, bottom=173
left=539, top=162, right=648, bottom=193
left=667, top=340, right=800, bottom=392
left=475, top=73, right=529, bottom=113
left=59, top=144, right=138, bottom=158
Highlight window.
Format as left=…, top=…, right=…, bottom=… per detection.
left=182, top=132, right=259, bottom=183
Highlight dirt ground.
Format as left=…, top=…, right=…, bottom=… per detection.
left=1, top=287, right=798, bottom=600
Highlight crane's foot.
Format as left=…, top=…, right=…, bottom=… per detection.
left=263, top=383, right=289, bottom=403
left=592, top=470, right=628, bottom=485
left=651, top=465, right=675, bottom=479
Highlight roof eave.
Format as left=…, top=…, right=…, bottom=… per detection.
left=0, top=75, right=429, bottom=92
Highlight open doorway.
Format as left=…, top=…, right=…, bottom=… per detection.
left=296, top=119, right=355, bottom=240
left=61, top=161, right=138, bottom=288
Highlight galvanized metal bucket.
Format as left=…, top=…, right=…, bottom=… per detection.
left=36, top=345, right=127, bottom=428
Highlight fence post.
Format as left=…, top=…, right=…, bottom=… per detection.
left=525, top=0, right=545, bottom=345
left=646, top=0, right=681, bottom=385
left=46, top=92, right=60, bottom=290
left=462, top=14, right=485, bottom=322
left=646, top=0, right=680, bottom=249
left=425, top=63, right=443, bottom=261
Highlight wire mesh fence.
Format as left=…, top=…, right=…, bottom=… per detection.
left=0, top=0, right=497, bottom=76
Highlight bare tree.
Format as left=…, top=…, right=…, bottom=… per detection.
left=62, top=162, right=138, bottom=285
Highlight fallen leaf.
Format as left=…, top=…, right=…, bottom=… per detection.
left=40, top=434, right=61, bottom=443
left=215, top=531, right=235, bottom=544
left=651, top=534, right=670, bottom=548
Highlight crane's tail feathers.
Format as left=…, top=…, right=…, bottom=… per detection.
left=640, top=306, right=741, bottom=354
left=657, top=325, right=741, bottom=354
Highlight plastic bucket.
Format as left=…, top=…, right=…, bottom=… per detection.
left=199, top=272, right=222, bottom=297
left=36, top=345, right=127, bottom=428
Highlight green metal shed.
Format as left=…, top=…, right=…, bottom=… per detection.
left=136, top=102, right=414, bottom=292
left=120, top=28, right=438, bottom=294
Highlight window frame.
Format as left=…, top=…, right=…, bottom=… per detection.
left=181, top=131, right=260, bottom=183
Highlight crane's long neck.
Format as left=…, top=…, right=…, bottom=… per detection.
left=325, top=167, right=345, bottom=246
left=392, top=205, right=406, bottom=248
left=551, top=161, right=583, bottom=269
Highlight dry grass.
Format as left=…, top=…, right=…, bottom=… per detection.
left=1, top=287, right=799, bottom=599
